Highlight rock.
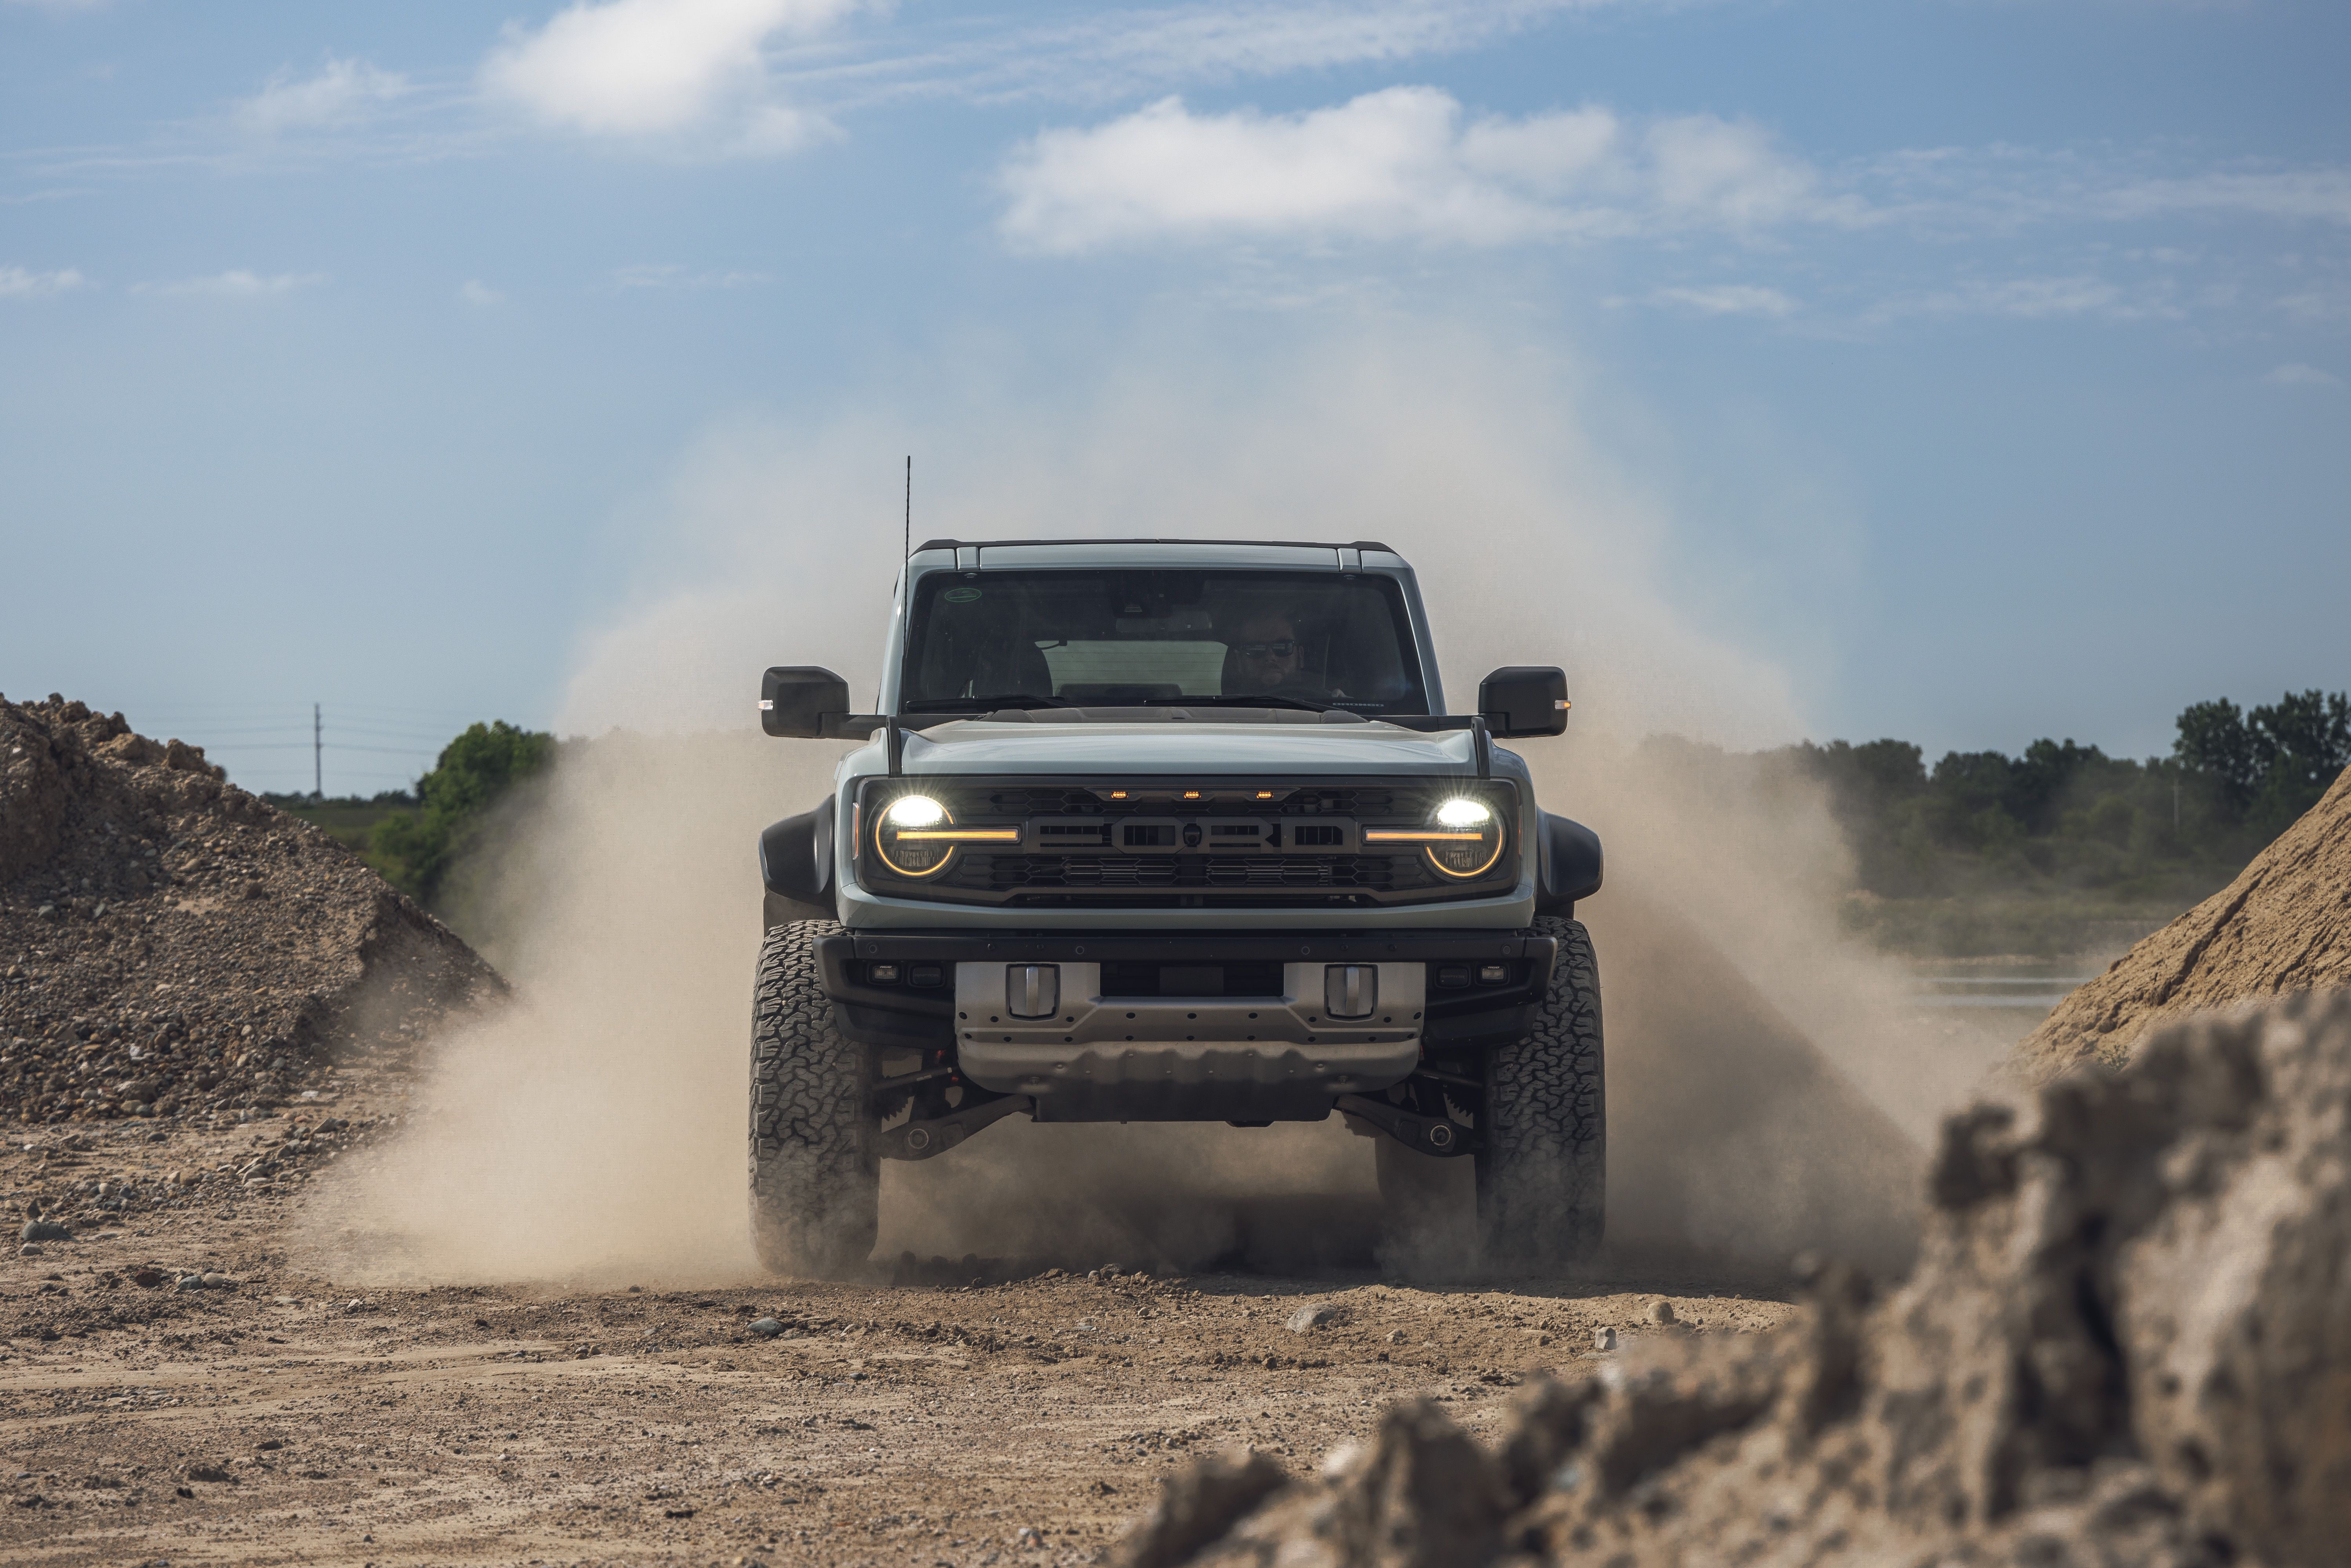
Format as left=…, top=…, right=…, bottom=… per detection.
left=130, top=1268, right=164, bottom=1288
left=1285, top=1302, right=1342, bottom=1334
left=1592, top=1326, right=1616, bottom=1353
left=749, top=1317, right=784, bottom=1338
left=1646, top=1300, right=1676, bottom=1326
left=20, top=1220, right=70, bottom=1242
left=256, top=1438, right=283, bottom=1452
left=1113, top=1448, right=1290, bottom=1568
left=18, top=1244, right=40, bottom=1258
left=1117, top=990, right=2351, bottom=1568
left=1385, top=1329, right=1407, bottom=1345
left=185, top=1464, right=231, bottom=1484
left=199, top=1271, right=234, bottom=1289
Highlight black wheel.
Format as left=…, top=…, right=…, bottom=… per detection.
left=749, top=920, right=877, bottom=1276
left=1477, top=914, right=1605, bottom=1268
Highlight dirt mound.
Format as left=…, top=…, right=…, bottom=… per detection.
left=1, top=694, right=500, bottom=1126
left=1119, top=988, right=2351, bottom=1568
left=2018, top=764, right=2351, bottom=1083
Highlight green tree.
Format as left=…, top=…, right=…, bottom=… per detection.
left=366, top=721, right=555, bottom=907
left=2173, top=698, right=2259, bottom=815
left=2246, top=689, right=2351, bottom=833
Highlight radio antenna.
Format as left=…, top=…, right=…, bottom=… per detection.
left=902, top=455, right=911, bottom=563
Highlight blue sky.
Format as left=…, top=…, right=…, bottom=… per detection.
left=2, top=0, right=2345, bottom=794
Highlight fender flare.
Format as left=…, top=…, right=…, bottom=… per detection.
left=1535, top=811, right=1603, bottom=914
left=759, top=795, right=836, bottom=925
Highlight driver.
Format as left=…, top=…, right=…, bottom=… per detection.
left=1228, top=611, right=1336, bottom=699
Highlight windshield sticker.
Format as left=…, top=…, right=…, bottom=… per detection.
left=943, top=586, right=982, bottom=603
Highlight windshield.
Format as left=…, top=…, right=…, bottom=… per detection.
left=901, top=570, right=1429, bottom=716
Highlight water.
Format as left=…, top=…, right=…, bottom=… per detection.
left=1904, top=962, right=2093, bottom=1021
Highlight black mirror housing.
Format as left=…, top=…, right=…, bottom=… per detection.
left=761, top=666, right=852, bottom=738
left=1478, top=666, right=1569, bottom=739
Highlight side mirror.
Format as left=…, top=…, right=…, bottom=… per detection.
left=760, top=666, right=852, bottom=738
left=1477, top=666, right=1570, bottom=739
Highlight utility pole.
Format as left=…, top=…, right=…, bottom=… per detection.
left=313, top=703, right=323, bottom=802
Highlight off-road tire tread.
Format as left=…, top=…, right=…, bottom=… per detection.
left=748, top=920, right=876, bottom=1276
left=1481, top=915, right=1605, bottom=1267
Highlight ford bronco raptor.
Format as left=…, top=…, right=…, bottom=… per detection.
left=752, top=539, right=1604, bottom=1275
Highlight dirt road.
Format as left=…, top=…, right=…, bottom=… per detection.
left=1, top=1079, right=1796, bottom=1567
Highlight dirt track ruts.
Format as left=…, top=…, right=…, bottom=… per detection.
left=0, top=1075, right=1797, bottom=1567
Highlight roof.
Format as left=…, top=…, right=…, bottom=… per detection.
left=913, top=537, right=1398, bottom=555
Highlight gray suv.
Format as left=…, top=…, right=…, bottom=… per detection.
left=752, top=539, right=1604, bottom=1275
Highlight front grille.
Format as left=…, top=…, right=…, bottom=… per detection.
left=956, top=853, right=1424, bottom=892
left=858, top=775, right=1516, bottom=907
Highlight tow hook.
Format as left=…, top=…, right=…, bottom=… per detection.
left=1334, top=1093, right=1476, bottom=1157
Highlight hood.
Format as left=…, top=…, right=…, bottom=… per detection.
left=871, top=713, right=1492, bottom=777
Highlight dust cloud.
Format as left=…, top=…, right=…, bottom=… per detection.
left=309, top=320, right=1999, bottom=1287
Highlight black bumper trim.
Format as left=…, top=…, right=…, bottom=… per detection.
left=816, top=930, right=1556, bottom=1049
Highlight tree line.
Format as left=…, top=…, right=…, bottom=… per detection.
left=1782, top=690, right=2348, bottom=901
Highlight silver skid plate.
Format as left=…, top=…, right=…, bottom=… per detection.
left=953, top=961, right=1425, bottom=1121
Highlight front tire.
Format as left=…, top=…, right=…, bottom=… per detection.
left=1478, top=914, right=1606, bottom=1268
left=749, top=920, right=877, bottom=1276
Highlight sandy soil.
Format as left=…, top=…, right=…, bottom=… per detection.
left=0, top=1079, right=1796, bottom=1568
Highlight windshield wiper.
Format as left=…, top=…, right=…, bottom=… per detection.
left=901, top=693, right=1074, bottom=712
left=1143, top=693, right=1337, bottom=713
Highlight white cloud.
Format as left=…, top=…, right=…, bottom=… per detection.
left=1944, top=275, right=2132, bottom=318
left=1650, top=284, right=1798, bottom=317
left=2103, top=170, right=2351, bottom=227
left=483, top=0, right=858, bottom=146
left=0, top=266, right=89, bottom=297
left=460, top=280, right=505, bottom=307
left=237, top=58, right=410, bottom=134
left=1861, top=274, right=2175, bottom=326
left=2265, top=362, right=2343, bottom=389
left=996, top=88, right=1858, bottom=253
left=938, top=0, right=1615, bottom=103
left=134, top=271, right=324, bottom=299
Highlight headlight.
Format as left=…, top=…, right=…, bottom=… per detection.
left=886, top=794, right=947, bottom=827
left=1361, top=795, right=1507, bottom=878
left=1435, top=798, right=1491, bottom=829
left=871, top=791, right=1020, bottom=879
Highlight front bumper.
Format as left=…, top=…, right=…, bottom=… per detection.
left=816, top=930, right=1555, bottom=1115
left=951, top=960, right=1426, bottom=1121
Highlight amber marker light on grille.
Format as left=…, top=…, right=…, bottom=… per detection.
left=1255, top=790, right=1274, bottom=799
left=1182, top=790, right=1201, bottom=799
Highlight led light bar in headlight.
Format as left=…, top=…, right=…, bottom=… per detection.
left=1365, top=795, right=1505, bottom=878
left=872, top=793, right=1014, bottom=877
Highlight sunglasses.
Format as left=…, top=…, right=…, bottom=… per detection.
left=1236, top=639, right=1297, bottom=657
